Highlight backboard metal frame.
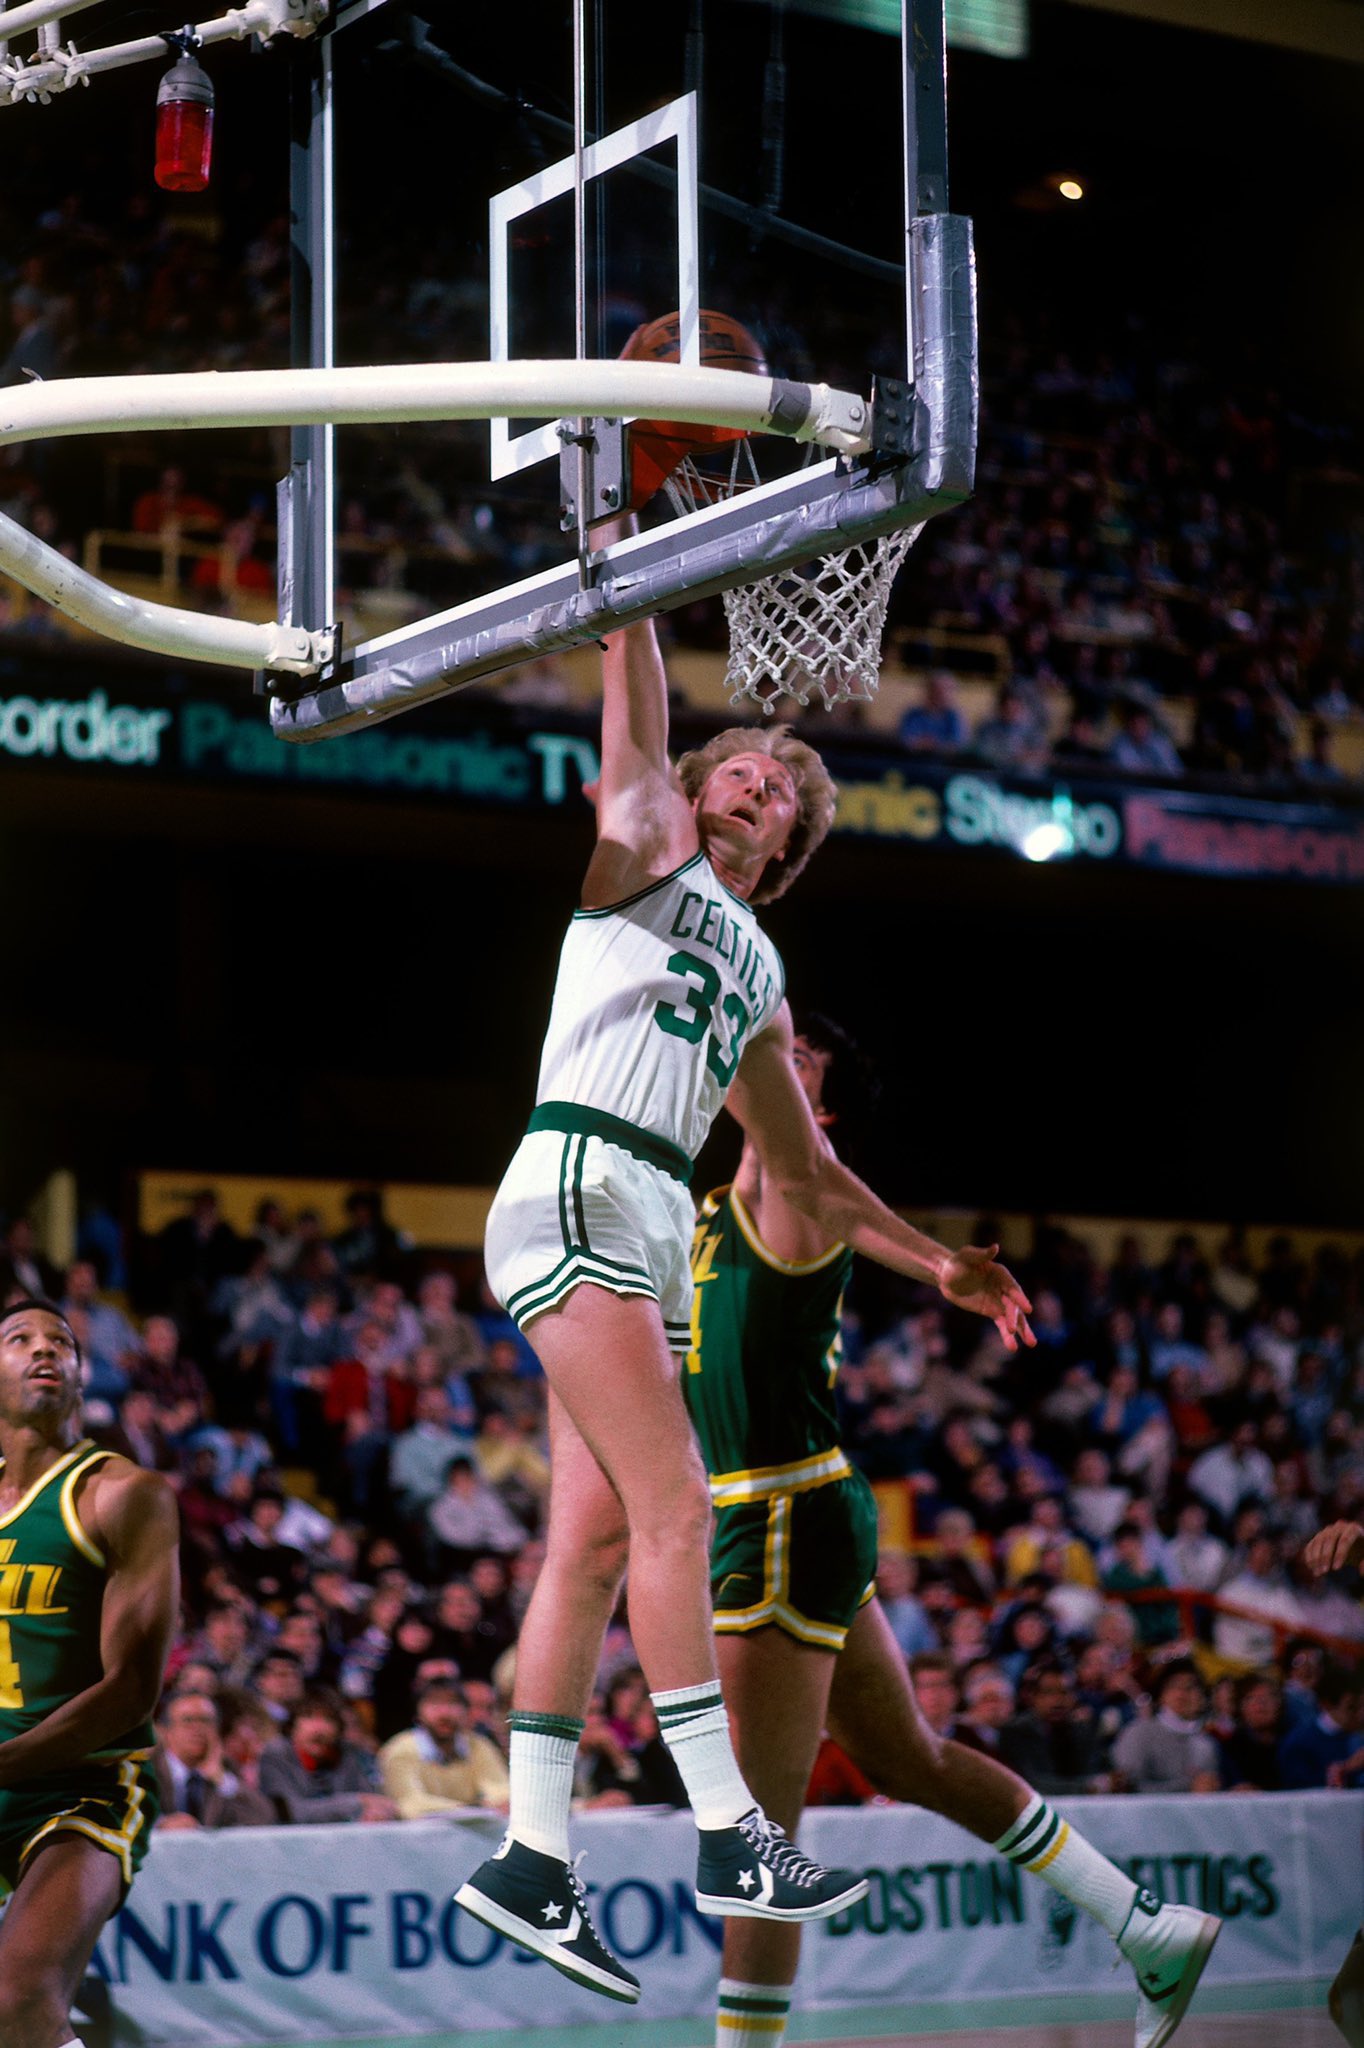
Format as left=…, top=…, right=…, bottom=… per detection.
left=489, top=90, right=701, bottom=481
left=0, top=0, right=971, bottom=730
left=266, top=0, right=970, bottom=742
left=267, top=208, right=975, bottom=740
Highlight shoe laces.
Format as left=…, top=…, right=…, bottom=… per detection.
left=737, top=1809, right=819, bottom=1888
left=565, top=1853, right=599, bottom=1924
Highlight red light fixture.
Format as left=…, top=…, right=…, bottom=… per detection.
left=155, top=44, right=214, bottom=193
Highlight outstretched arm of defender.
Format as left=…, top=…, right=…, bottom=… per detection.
left=0, top=1465, right=179, bottom=1787
left=729, top=1009, right=1034, bottom=1350
left=1305, top=1522, right=1364, bottom=1577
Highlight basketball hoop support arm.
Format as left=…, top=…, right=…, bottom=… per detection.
left=260, top=210, right=977, bottom=734
left=0, top=360, right=873, bottom=675
left=0, top=0, right=323, bottom=104
left=0, top=361, right=870, bottom=453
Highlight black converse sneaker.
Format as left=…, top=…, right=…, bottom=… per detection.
left=455, top=1838, right=640, bottom=2003
left=695, top=1807, right=869, bottom=1921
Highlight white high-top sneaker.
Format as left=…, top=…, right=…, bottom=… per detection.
left=1118, top=1892, right=1221, bottom=2048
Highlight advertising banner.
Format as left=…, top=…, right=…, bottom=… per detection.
left=2, top=659, right=1359, bottom=876
left=91, top=1795, right=1364, bottom=2045
left=1, top=668, right=1362, bottom=882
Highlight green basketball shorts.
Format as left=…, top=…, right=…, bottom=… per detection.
left=710, top=1469, right=879, bottom=1651
left=0, top=1750, right=159, bottom=1898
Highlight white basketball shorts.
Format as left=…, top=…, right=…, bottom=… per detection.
left=485, top=1113, right=696, bottom=1354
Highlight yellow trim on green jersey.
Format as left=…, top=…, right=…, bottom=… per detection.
left=59, top=1451, right=110, bottom=1568
left=708, top=1446, right=852, bottom=1506
left=0, top=1441, right=92, bottom=1533
left=727, top=1185, right=847, bottom=1277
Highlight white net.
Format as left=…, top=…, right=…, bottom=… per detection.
left=660, top=445, right=921, bottom=715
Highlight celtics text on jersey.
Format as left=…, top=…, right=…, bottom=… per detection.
left=534, top=851, right=785, bottom=1165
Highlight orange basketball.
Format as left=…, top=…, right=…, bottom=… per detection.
left=621, top=308, right=768, bottom=380
left=620, top=309, right=768, bottom=509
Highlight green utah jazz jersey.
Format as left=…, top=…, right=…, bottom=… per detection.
left=0, top=1441, right=153, bottom=1759
left=685, top=1186, right=854, bottom=1505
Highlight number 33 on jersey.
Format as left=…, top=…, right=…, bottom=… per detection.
left=535, top=851, right=786, bottom=1160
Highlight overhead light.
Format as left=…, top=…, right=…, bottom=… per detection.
left=155, top=42, right=214, bottom=193
left=1058, top=178, right=1084, bottom=202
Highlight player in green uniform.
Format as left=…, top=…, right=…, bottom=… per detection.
left=0, top=1300, right=179, bottom=2048
left=685, top=1019, right=1219, bottom=2048
left=1304, top=1519, right=1364, bottom=2048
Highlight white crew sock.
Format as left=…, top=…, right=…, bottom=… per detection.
left=507, top=1709, right=582, bottom=1861
left=652, top=1680, right=754, bottom=1830
left=716, top=1976, right=793, bottom=2045
left=993, top=1793, right=1138, bottom=1940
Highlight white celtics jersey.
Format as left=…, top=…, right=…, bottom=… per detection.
left=535, top=850, right=786, bottom=1164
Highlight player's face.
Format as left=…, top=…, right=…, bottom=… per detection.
left=695, top=754, right=799, bottom=868
left=791, top=1035, right=833, bottom=1119
left=0, top=1309, right=82, bottom=1424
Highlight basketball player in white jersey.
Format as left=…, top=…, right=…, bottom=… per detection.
left=456, top=609, right=1034, bottom=2000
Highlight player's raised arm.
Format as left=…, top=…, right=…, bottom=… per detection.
left=729, top=1008, right=1035, bottom=1351
left=0, top=1463, right=178, bottom=1787
left=589, top=615, right=698, bottom=890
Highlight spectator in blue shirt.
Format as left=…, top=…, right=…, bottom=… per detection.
left=62, top=1260, right=137, bottom=1387
left=1148, top=1303, right=1210, bottom=1384
left=876, top=1549, right=940, bottom=1656
left=899, top=671, right=967, bottom=754
left=1278, top=1664, right=1364, bottom=1789
left=1109, top=703, right=1184, bottom=777
left=1089, top=1365, right=1164, bottom=1449
left=270, top=1289, right=343, bottom=1454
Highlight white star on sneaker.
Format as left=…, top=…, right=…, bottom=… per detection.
left=541, top=1901, right=565, bottom=1922
left=737, top=1869, right=755, bottom=1892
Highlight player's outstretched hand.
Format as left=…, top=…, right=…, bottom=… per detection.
left=1304, top=1521, right=1364, bottom=1577
left=939, top=1245, right=1035, bottom=1352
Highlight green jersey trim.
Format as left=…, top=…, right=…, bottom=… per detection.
left=529, top=1100, right=693, bottom=1185
left=571, top=850, right=706, bottom=922
left=0, top=1440, right=94, bottom=1534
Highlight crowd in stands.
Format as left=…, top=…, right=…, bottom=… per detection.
left=884, top=316, right=1364, bottom=790
left=2, top=1187, right=1362, bottom=1834
left=1, top=136, right=1361, bottom=797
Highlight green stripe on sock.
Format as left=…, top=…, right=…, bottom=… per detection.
left=655, top=1691, right=724, bottom=1725
left=509, top=1711, right=585, bottom=1742
left=720, top=1993, right=792, bottom=2014
left=1016, top=1813, right=1061, bottom=1865
left=998, top=1801, right=1051, bottom=1859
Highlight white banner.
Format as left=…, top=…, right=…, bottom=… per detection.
left=91, top=1795, right=1364, bottom=2045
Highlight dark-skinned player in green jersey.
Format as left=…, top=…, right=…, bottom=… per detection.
left=684, top=1017, right=1219, bottom=2048
left=0, top=1299, right=179, bottom=2048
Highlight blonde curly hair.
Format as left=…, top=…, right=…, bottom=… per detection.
left=675, top=725, right=838, bottom=904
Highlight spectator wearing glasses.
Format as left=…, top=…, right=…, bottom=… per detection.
left=153, top=1691, right=274, bottom=1830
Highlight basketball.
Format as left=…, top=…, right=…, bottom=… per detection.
left=620, top=307, right=768, bottom=380
left=620, top=309, right=768, bottom=508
